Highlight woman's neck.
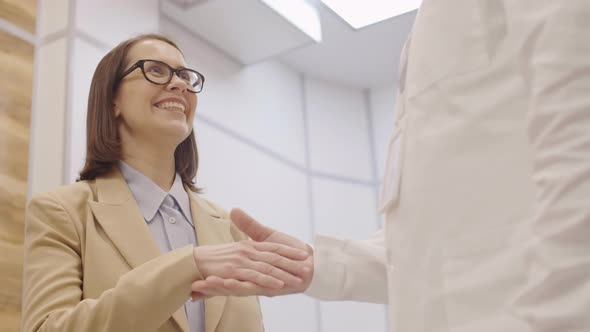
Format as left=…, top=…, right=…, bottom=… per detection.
left=120, top=142, right=176, bottom=192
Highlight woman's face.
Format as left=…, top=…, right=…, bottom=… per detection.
left=114, top=39, right=197, bottom=149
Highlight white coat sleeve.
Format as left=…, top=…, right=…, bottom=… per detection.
left=304, top=228, right=388, bottom=304
left=512, top=1, right=590, bottom=330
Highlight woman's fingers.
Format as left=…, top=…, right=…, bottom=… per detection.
left=191, top=276, right=296, bottom=298
left=191, top=276, right=249, bottom=297
left=252, top=241, right=309, bottom=261
left=240, top=242, right=307, bottom=285
left=229, top=241, right=308, bottom=286
left=192, top=277, right=220, bottom=294
left=247, top=260, right=303, bottom=286
left=222, top=279, right=271, bottom=296
left=205, top=275, right=227, bottom=288
left=247, top=251, right=306, bottom=283
left=192, top=277, right=272, bottom=297
left=234, top=267, right=286, bottom=289
left=191, top=276, right=227, bottom=298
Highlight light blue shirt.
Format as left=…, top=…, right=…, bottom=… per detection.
left=119, top=161, right=204, bottom=332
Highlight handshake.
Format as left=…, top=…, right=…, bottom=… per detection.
left=191, top=209, right=314, bottom=301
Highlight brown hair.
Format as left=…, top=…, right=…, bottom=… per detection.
left=78, top=34, right=200, bottom=192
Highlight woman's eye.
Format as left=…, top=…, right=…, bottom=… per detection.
left=179, top=72, right=191, bottom=81
left=147, top=66, right=164, bottom=75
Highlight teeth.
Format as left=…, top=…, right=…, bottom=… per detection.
left=155, top=101, right=186, bottom=112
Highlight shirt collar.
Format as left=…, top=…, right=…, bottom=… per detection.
left=168, top=171, right=193, bottom=224
left=119, top=161, right=192, bottom=223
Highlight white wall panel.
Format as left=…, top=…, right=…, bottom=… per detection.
left=312, top=175, right=387, bottom=332
left=305, top=78, right=373, bottom=181
left=66, top=37, right=107, bottom=183
left=320, top=301, right=387, bottom=332
left=38, top=0, right=69, bottom=38
left=161, top=17, right=308, bottom=168
left=260, top=295, right=318, bottom=332
left=369, top=84, right=396, bottom=181
left=194, top=120, right=318, bottom=331
left=29, top=39, right=67, bottom=195
left=75, top=0, right=159, bottom=47
left=199, top=61, right=306, bottom=167
left=194, top=121, right=311, bottom=243
left=311, top=177, right=378, bottom=240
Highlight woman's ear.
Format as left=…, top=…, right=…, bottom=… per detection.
left=113, top=101, right=121, bottom=118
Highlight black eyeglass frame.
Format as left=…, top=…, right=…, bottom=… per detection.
left=119, top=59, right=205, bottom=93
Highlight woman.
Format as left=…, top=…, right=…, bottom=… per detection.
left=21, top=34, right=309, bottom=332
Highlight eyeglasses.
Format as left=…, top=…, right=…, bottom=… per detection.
left=119, top=59, right=205, bottom=93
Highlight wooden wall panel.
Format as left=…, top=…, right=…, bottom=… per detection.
left=0, top=30, right=34, bottom=332
left=0, top=0, right=37, bottom=33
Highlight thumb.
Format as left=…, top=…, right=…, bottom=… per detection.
left=230, top=208, right=274, bottom=242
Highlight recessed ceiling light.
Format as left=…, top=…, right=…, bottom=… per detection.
left=320, top=0, right=421, bottom=29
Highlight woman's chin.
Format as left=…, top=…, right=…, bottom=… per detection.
left=154, top=123, right=192, bottom=143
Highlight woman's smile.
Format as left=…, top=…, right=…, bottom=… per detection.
left=153, top=97, right=188, bottom=115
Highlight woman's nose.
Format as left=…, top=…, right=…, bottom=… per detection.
left=167, top=73, right=188, bottom=93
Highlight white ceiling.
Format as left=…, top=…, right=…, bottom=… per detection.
left=161, top=0, right=320, bottom=64
left=279, top=3, right=416, bottom=88
left=163, top=0, right=416, bottom=89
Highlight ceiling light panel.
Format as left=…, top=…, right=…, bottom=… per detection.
left=321, top=0, right=421, bottom=29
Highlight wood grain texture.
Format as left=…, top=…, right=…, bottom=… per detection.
left=0, top=29, right=34, bottom=332
left=0, top=0, right=37, bottom=33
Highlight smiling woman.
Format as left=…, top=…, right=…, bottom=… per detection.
left=77, top=35, right=201, bottom=190
left=20, top=34, right=310, bottom=332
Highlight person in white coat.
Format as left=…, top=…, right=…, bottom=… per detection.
left=191, top=1, right=590, bottom=331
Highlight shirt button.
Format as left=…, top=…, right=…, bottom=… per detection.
left=168, top=217, right=177, bottom=224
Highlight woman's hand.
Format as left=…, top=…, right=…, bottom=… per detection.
left=192, top=240, right=309, bottom=292
left=191, top=209, right=314, bottom=300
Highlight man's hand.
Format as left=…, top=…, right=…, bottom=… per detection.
left=191, top=209, right=314, bottom=300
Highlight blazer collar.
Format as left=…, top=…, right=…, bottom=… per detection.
left=88, top=168, right=229, bottom=332
left=186, top=186, right=230, bottom=332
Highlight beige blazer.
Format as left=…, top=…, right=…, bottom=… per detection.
left=21, top=168, right=264, bottom=332
left=307, top=1, right=590, bottom=331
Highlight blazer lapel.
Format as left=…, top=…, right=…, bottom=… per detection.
left=88, top=169, right=190, bottom=332
left=188, top=190, right=231, bottom=332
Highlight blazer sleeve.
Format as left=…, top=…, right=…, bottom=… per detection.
left=22, top=192, right=200, bottom=332
left=304, top=229, right=388, bottom=304
left=511, top=1, right=590, bottom=330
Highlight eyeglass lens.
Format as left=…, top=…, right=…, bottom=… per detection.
left=142, top=60, right=202, bottom=92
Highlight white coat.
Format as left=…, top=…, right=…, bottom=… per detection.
left=306, top=1, right=590, bottom=331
